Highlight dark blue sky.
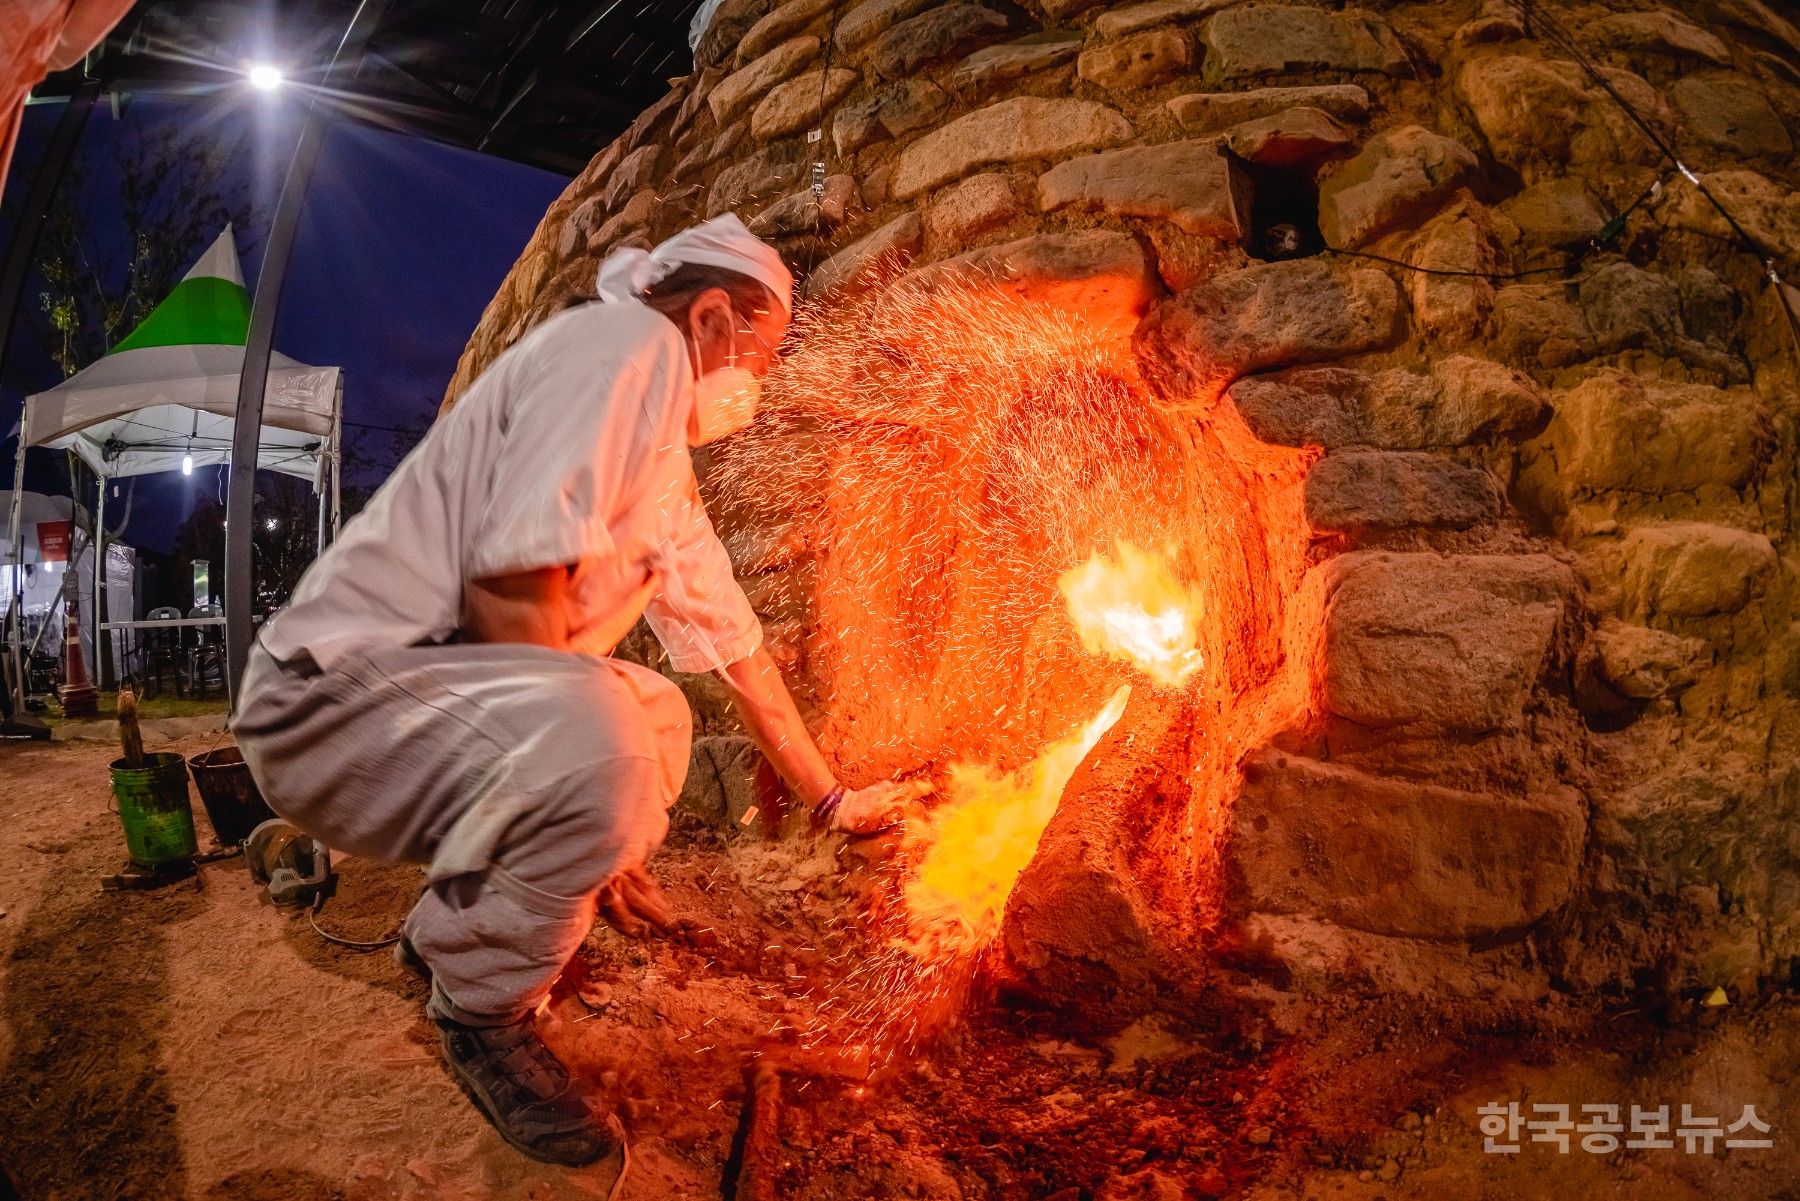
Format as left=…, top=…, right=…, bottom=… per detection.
left=2, top=89, right=570, bottom=552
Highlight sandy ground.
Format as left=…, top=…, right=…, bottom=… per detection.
left=2, top=732, right=1798, bottom=1200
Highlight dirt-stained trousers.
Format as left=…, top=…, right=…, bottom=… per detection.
left=232, top=636, right=691, bottom=1025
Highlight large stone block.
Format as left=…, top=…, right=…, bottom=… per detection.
left=1201, top=5, right=1408, bottom=81
left=709, top=35, right=819, bottom=125
left=1590, top=10, right=1732, bottom=64
left=1592, top=619, right=1708, bottom=700
left=1576, top=261, right=1743, bottom=377
left=1620, top=523, right=1779, bottom=618
left=707, top=140, right=811, bottom=215
left=831, top=78, right=948, bottom=156
left=1035, top=138, right=1249, bottom=238
left=1095, top=0, right=1240, bottom=39
left=696, top=0, right=780, bottom=68
left=1405, top=197, right=1502, bottom=345
left=1541, top=369, right=1769, bottom=496
left=747, top=173, right=857, bottom=236
left=677, top=736, right=768, bottom=828
left=1662, top=170, right=1800, bottom=267
left=805, top=211, right=924, bottom=298
left=1168, top=84, right=1369, bottom=133
left=738, top=0, right=838, bottom=63
left=925, top=171, right=1022, bottom=243
left=834, top=0, right=939, bottom=52
left=1228, top=355, right=1546, bottom=450
left=903, top=229, right=1158, bottom=335
left=950, top=30, right=1083, bottom=90
left=1317, top=125, right=1478, bottom=248
left=1304, top=450, right=1501, bottom=533
left=750, top=67, right=859, bottom=140
left=1322, top=551, right=1575, bottom=732
left=892, top=97, right=1134, bottom=200
left=1229, top=751, right=1586, bottom=938
left=1134, top=259, right=1402, bottom=403
left=1499, top=177, right=1610, bottom=248
left=1458, top=55, right=1673, bottom=172
left=872, top=3, right=1010, bottom=79
left=1077, top=28, right=1194, bottom=91
left=602, top=144, right=664, bottom=211
left=1222, top=105, right=1356, bottom=167
left=1670, top=75, right=1794, bottom=158
left=1491, top=282, right=1594, bottom=371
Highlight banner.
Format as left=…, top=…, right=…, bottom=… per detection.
left=36, top=521, right=70, bottom=562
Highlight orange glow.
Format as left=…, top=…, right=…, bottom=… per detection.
left=900, top=687, right=1130, bottom=960
left=1058, top=542, right=1205, bottom=688
left=714, top=274, right=1326, bottom=1062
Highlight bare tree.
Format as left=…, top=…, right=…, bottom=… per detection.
left=34, top=110, right=262, bottom=375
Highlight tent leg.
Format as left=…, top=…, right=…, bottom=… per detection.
left=226, top=0, right=387, bottom=706
left=331, top=379, right=342, bottom=539
left=7, top=445, right=26, bottom=714
left=315, top=486, right=326, bottom=554
left=92, top=479, right=106, bottom=691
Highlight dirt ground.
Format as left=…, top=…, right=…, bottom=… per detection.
left=2, top=731, right=1797, bottom=1201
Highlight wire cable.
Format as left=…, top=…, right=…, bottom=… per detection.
left=307, top=894, right=402, bottom=950
left=1499, top=0, right=1800, bottom=361
left=1321, top=169, right=1670, bottom=280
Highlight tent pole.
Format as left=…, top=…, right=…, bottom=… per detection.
left=7, top=443, right=26, bottom=714
left=332, top=375, right=343, bottom=539
left=92, top=477, right=106, bottom=691
left=225, top=0, right=387, bottom=705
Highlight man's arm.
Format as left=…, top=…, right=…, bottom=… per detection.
left=714, top=647, right=933, bottom=831
left=713, top=646, right=837, bottom=804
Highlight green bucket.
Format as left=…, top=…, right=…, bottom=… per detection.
left=111, top=752, right=199, bottom=869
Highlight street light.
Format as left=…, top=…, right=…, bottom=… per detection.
left=248, top=64, right=284, bottom=91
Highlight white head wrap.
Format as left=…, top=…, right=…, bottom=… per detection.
left=594, top=214, right=793, bottom=315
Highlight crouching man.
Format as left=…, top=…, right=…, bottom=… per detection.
left=233, top=215, right=922, bottom=1166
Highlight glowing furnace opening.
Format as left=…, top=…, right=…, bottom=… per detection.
left=712, top=277, right=1323, bottom=998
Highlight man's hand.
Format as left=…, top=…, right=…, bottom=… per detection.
left=595, top=865, right=671, bottom=938
left=830, top=779, right=934, bottom=835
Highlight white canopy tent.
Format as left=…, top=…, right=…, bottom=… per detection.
left=6, top=227, right=342, bottom=701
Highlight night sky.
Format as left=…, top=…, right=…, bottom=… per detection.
left=1, top=89, right=570, bottom=553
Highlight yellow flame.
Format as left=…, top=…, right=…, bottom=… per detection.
left=902, top=686, right=1131, bottom=959
left=1057, top=542, right=1205, bottom=688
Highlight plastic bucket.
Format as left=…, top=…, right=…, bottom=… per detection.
left=187, top=745, right=277, bottom=845
left=111, top=752, right=199, bottom=869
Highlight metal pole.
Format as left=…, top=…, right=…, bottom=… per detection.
left=6, top=447, right=26, bottom=713
left=225, top=0, right=386, bottom=703
left=92, top=476, right=106, bottom=690
left=331, top=374, right=343, bottom=539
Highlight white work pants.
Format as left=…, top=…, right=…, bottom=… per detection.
left=232, top=637, right=690, bottom=1024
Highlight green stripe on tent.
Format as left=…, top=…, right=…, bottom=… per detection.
left=109, top=276, right=252, bottom=353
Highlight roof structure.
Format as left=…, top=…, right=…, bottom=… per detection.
left=21, top=226, right=340, bottom=484
left=27, top=0, right=704, bottom=174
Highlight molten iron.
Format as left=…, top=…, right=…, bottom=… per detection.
left=901, top=685, right=1132, bottom=961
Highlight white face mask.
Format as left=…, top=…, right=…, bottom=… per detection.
left=687, top=313, right=762, bottom=447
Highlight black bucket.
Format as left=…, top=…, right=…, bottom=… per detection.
left=187, top=745, right=277, bottom=845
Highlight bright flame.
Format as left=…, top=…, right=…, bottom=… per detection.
left=1058, top=541, right=1205, bottom=688
left=901, top=686, right=1131, bottom=959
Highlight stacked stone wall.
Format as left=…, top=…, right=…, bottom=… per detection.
left=450, top=0, right=1800, bottom=1000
